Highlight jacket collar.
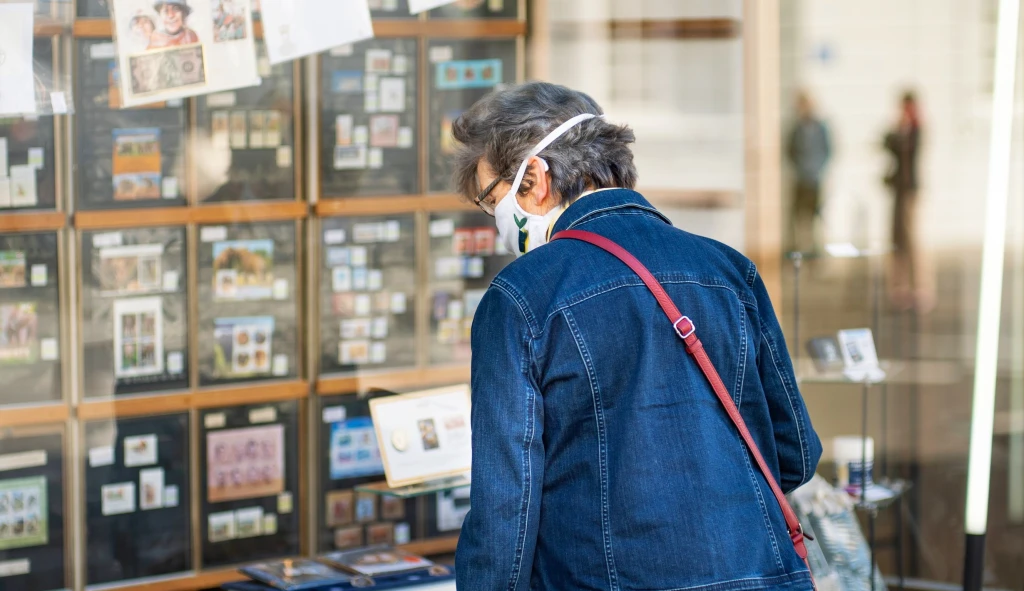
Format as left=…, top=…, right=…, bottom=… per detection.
left=550, top=189, right=671, bottom=236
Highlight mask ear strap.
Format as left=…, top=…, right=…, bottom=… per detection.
left=506, top=113, right=601, bottom=198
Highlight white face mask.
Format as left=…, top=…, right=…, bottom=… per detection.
left=494, top=113, right=601, bottom=256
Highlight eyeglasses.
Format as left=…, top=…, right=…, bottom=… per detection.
left=473, top=176, right=502, bottom=216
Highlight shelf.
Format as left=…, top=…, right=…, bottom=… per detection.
left=78, top=381, right=309, bottom=419
left=400, top=536, right=460, bottom=558
left=796, top=358, right=962, bottom=387
left=34, top=21, right=69, bottom=37
left=0, top=211, right=67, bottom=233
left=191, top=201, right=308, bottom=224
left=0, top=403, right=69, bottom=427
left=91, top=568, right=241, bottom=591
left=549, top=18, right=740, bottom=40
left=355, top=475, right=471, bottom=499
left=316, top=366, right=470, bottom=396
left=316, top=194, right=474, bottom=217
left=76, top=207, right=192, bottom=230
left=852, top=478, right=912, bottom=512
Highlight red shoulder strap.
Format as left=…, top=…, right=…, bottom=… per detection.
left=551, top=229, right=811, bottom=565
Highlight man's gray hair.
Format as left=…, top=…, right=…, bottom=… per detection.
left=451, top=82, right=638, bottom=205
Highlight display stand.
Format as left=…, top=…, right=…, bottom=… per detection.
left=790, top=246, right=906, bottom=591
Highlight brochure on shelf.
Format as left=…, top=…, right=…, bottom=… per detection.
left=369, top=385, right=472, bottom=488
left=239, top=558, right=353, bottom=590
left=835, top=328, right=886, bottom=383
left=260, top=0, right=374, bottom=64
left=110, top=0, right=260, bottom=108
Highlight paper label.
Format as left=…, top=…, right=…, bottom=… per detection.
left=324, top=229, right=346, bottom=245
left=30, top=264, right=46, bottom=286
left=139, top=468, right=165, bottom=510
left=167, top=351, right=184, bottom=375
left=164, top=485, right=179, bottom=508
left=276, top=146, right=293, bottom=168
left=429, top=219, right=456, bottom=237
left=0, top=559, right=30, bottom=578
left=322, top=406, right=347, bottom=424
left=27, top=148, right=44, bottom=169
left=0, top=451, right=47, bottom=472
left=429, top=46, right=454, bottom=64
left=273, top=279, right=289, bottom=300
left=162, top=177, right=179, bottom=198
left=88, top=446, right=115, bottom=468
left=204, top=412, right=227, bottom=429
left=40, top=338, right=58, bottom=361
left=206, top=92, right=237, bottom=107
left=90, top=43, right=116, bottom=60
left=50, top=92, right=68, bottom=114
left=92, top=231, right=123, bottom=248
left=278, top=492, right=293, bottom=514
left=249, top=407, right=278, bottom=424
left=398, top=127, right=413, bottom=149
left=390, top=292, right=407, bottom=314
left=163, top=270, right=179, bottom=291
left=353, top=126, right=369, bottom=146
left=201, top=226, right=228, bottom=242
left=272, top=354, right=288, bottom=376
left=124, top=434, right=158, bottom=467
left=101, top=482, right=137, bottom=516
left=330, top=44, right=354, bottom=56
left=262, top=513, right=278, bottom=535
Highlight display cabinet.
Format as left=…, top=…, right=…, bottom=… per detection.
left=0, top=231, right=63, bottom=407
left=319, top=38, right=420, bottom=197
left=82, top=412, right=192, bottom=586
left=318, top=215, right=418, bottom=375
left=426, top=38, right=518, bottom=192
left=427, top=211, right=512, bottom=365
left=80, top=226, right=190, bottom=398
left=0, top=428, right=67, bottom=591
left=198, top=400, right=302, bottom=569
left=197, top=220, right=301, bottom=387
left=195, top=44, right=299, bottom=204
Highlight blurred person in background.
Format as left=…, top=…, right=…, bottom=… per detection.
left=786, top=91, right=831, bottom=254
left=883, top=90, right=933, bottom=312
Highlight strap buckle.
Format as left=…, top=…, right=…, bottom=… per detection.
left=673, top=316, right=696, bottom=340
left=791, top=523, right=814, bottom=542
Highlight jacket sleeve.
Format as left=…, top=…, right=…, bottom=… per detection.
left=750, top=266, right=822, bottom=493
left=456, top=284, right=544, bottom=591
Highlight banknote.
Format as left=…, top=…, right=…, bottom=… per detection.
left=128, top=44, right=207, bottom=97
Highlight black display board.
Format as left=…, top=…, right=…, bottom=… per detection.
left=318, top=393, right=419, bottom=553
left=319, top=38, right=419, bottom=196
left=81, top=226, right=190, bottom=398
left=427, top=211, right=513, bottom=365
left=83, top=413, right=191, bottom=585
left=319, top=215, right=417, bottom=375
left=75, top=39, right=188, bottom=210
left=0, top=40, right=58, bottom=212
left=76, top=0, right=109, bottom=17
left=198, top=401, right=301, bottom=568
left=0, top=430, right=66, bottom=591
left=0, top=231, right=62, bottom=406
left=428, top=0, right=519, bottom=19
left=197, top=220, right=300, bottom=387
left=427, top=38, right=517, bottom=192
left=196, top=44, right=297, bottom=203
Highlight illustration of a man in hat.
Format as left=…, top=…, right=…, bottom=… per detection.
left=146, top=0, right=199, bottom=49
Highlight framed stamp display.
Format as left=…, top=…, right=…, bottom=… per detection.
left=74, top=39, right=188, bottom=210
left=0, top=231, right=62, bottom=407
left=197, top=220, right=299, bottom=387
left=428, top=0, right=519, bottom=19
left=196, top=43, right=297, bottom=203
left=80, top=226, right=189, bottom=398
left=319, top=38, right=419, bottom=197
left=319, top=215, right=416, bottom=375
left=199, top=401, right=301, bottom=568
left=427, top=212, right=513, bottom=365
left=318, top=393, right=418, bottom=553
left=83, top=413, right=191, bottom=586
left=0, top=40, right=58, bottom=212
left=0, top=429, right=66, bottom=591
left=368, top=385, right=472, bottom=488
left=427, top=38, right=517, bottom=192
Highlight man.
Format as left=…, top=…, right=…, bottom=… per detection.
left=452, top=82, right=820, bottom=591
left=786, top=91, right=831, bottom=253
left=146, top=0, right=199, bottom=49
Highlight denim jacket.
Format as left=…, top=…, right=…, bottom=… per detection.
left=457, top=189, right=822, bottom=591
